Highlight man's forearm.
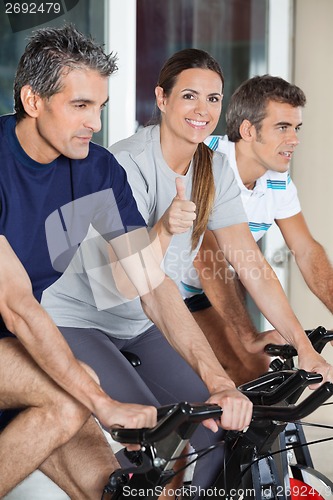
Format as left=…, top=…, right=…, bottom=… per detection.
left=9, top=296, right=111, bottom=415
left=296, top=242, right=333, bottom=314
left=194, top=227, right=258, bottom=343
left=194, top=248, right=258, bottom=340
left=0, top=236, right=106, bottom=414
left=211, top=226, right=311, bottom=352
left=236, top=258, right=314, bottom=353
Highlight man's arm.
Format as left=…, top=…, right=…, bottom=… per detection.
left=194, top=230, right=257, bottom=337
left=212, top=223, right=333, bottom=383
left=194, top=230, right=283, bottom=352
left=277, top=212, right=333, bottom=314
left=0, top=236, right=157, bottom=430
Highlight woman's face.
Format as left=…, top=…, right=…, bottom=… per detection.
left=156, top=68, right=223, bottom=146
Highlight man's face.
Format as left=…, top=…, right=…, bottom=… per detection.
left=20, top=68, right=109, bottom=163
left=249, top=100, right=303, bottom=173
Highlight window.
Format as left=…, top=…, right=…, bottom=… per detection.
left=136, top=0, right=267, bottom=133
left=0, top=0, right=107, bottom=145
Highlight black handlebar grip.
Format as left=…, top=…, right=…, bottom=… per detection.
left=265, top=327, right=333, bottom=357
left=240, top=369, right=323, bottom=405
left=264, top=344, right=297, bottom=358
left=111, top=402, right=222, bottom=444
left=111, top=427, right=146, bottom=444
left=252, top=382, right=333, bottom=421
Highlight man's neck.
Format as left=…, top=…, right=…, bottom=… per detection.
left=234, top=141, right=264, bottom=190
left=15, top=118, right=56, bottom=164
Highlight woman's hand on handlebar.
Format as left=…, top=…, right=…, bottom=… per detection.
left=204, top=388, right=253, bottom=433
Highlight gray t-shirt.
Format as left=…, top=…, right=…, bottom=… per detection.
left=42, top=125, right=246, bottom=339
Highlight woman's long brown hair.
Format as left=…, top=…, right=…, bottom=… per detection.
left=149, top=48, right=224, bottom=250
left=191, top=142, right=215, bottom=250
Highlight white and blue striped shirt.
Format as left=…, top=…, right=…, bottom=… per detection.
left=205, top=135, right=301, bottom=242
left=180, top=135, right=301, bottom=298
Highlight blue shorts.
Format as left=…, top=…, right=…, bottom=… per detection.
left=0, top=409, right=21, bottom=431
left=184, top=292, right=212, bottom=313
left=0, top=315, right=15, bottom=339
left=0, top=333, right=21, bottom=430
left=0, top=331, right=15, bottom=339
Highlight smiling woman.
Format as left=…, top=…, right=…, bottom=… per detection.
left=148, top=48, right=225, bottom=251
left=154, top=67, right=223, bottom=166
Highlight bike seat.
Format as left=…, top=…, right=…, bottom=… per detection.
left=121, top=350, right=141, bottom=367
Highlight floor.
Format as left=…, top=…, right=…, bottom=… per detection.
left=4, top=472, right=68, bottom=500
left=4, top=350, right=333, bottom=499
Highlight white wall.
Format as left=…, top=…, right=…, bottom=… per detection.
left=106, top=0, right=137, bottom=145
left=259, top=0, right=293, bottom=330
left=291, top=0, right=333, bottom=329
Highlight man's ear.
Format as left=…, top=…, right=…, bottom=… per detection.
left=239, top=119, right=256, bottom=142
left=20, top=85, right=43, bottom=118
left=155, top=86, right=166, bottom=112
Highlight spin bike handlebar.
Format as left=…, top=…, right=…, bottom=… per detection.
left=265, top=326, right=333, bottom=358
left=238, top=369, right=322, bottom=405
left=111, top=401, right=222, bottom=445
left=111, top=375, right=333, bottom=446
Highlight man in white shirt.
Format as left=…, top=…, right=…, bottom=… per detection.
left=182, top=75, right=333, bottom=385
